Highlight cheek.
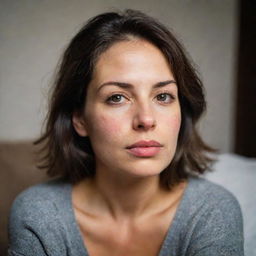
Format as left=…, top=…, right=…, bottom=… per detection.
left=90, top=114, right=122, bottom=140
left=166, top=112, right=181, bottom=135
left=173, top=114, right=182, bottom=132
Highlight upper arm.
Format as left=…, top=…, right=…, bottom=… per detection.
left=8, top=194, right=49, bottom=256
left=8, top=188, right=66, bottom=256
left=187, top=190, right=244, bottom=256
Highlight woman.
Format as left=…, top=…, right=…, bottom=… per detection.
left=8, top=9, right=244, bottom=256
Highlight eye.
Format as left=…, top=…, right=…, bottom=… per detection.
left=106, top=94, right=127, bottom=104
left=156, top=93, right=175, bottom=103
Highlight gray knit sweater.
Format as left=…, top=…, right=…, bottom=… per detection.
left=8, top=176, right=244, bottom=255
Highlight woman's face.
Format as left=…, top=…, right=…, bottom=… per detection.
left=73, top=39, right=181, bottom=178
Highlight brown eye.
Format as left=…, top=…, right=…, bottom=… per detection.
left=156, top=93, right=174, bottom=103
left=106, top=94, right=126, bottom=104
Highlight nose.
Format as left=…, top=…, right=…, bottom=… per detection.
left=132, top=103, right=156, bottom=131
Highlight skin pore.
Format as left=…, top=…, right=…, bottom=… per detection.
left=72, top=39, right=187, bottom=256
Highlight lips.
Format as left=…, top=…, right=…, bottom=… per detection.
left=126, top=140, right=163, bottom=157
left=127, top=140, right=162, bottom=149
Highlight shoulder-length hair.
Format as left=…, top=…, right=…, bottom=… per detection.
left=36, top=9, right=215, bottom=189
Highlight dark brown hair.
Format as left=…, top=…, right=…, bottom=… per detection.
left=36, top=9, right=215, bottom=189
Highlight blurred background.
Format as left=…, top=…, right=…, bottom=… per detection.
left=0, top=0, right=255, bottom=255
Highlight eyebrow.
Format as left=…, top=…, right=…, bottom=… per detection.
left=97, top=80, right=177, bottom=92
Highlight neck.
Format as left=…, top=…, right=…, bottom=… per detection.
left=93, top=170, right=165, bottom=219
left=73, top=166, right=187, bottom=222
left=74, top=167, right=171, bottom=221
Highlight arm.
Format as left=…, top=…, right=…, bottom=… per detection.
left=8, top=186, right=67, bottom=256
left=187, top=191, right=244, bottom=256
left=8, top=229, right=48, bottom=256
left=8, top=197, right=49, bottom=256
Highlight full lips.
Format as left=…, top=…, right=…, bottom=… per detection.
left=127, top=146, right=162, bottom=157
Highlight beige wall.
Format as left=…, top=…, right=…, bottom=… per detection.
left=0, top=0, right=238, bottom=152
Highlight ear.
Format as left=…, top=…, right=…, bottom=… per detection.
left=72, top=112, right=88, bottom=137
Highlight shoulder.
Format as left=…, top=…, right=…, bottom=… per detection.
left=181, top=176, right=244, bottom=255
left=187, top=176, right=242, bottom=214
left=185, top=176, right=243, bottom=231
left=10, top=178, right=71, bottom=220
left=8, top=179, right=71, bottom=255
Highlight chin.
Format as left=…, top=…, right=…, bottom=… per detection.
left=121, top=161, right=170, bottom=178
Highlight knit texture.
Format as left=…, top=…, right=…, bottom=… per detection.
left=8, top=176, right=244, bottom=255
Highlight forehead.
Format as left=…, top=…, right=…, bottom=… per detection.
left=91, top=39, right=174, bottom=85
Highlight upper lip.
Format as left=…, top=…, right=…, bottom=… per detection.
left=126, top=140, right=162, bottom=149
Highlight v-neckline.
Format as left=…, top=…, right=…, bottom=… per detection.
left=65, top=177, right=193, bottom=256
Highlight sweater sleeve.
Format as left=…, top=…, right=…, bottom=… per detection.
left=8, top=185, right=67, bottom=256
left=186, top=187, right=244, bottom=256
left=8, top=193, right=50, bottom=256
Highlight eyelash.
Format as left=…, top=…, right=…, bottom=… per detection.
left=105, top=92, right=176, bottom=105
left=106, top=94, right=127, bottom=104
left=156, top=93, right=176, bottom=103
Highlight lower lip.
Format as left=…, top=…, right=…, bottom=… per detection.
left=127, top=147, right=162, bottom=157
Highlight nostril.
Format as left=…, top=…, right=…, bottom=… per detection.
left=132, top=109, right=156, bottom=130
left=135, top=119, right=156, bottom=130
